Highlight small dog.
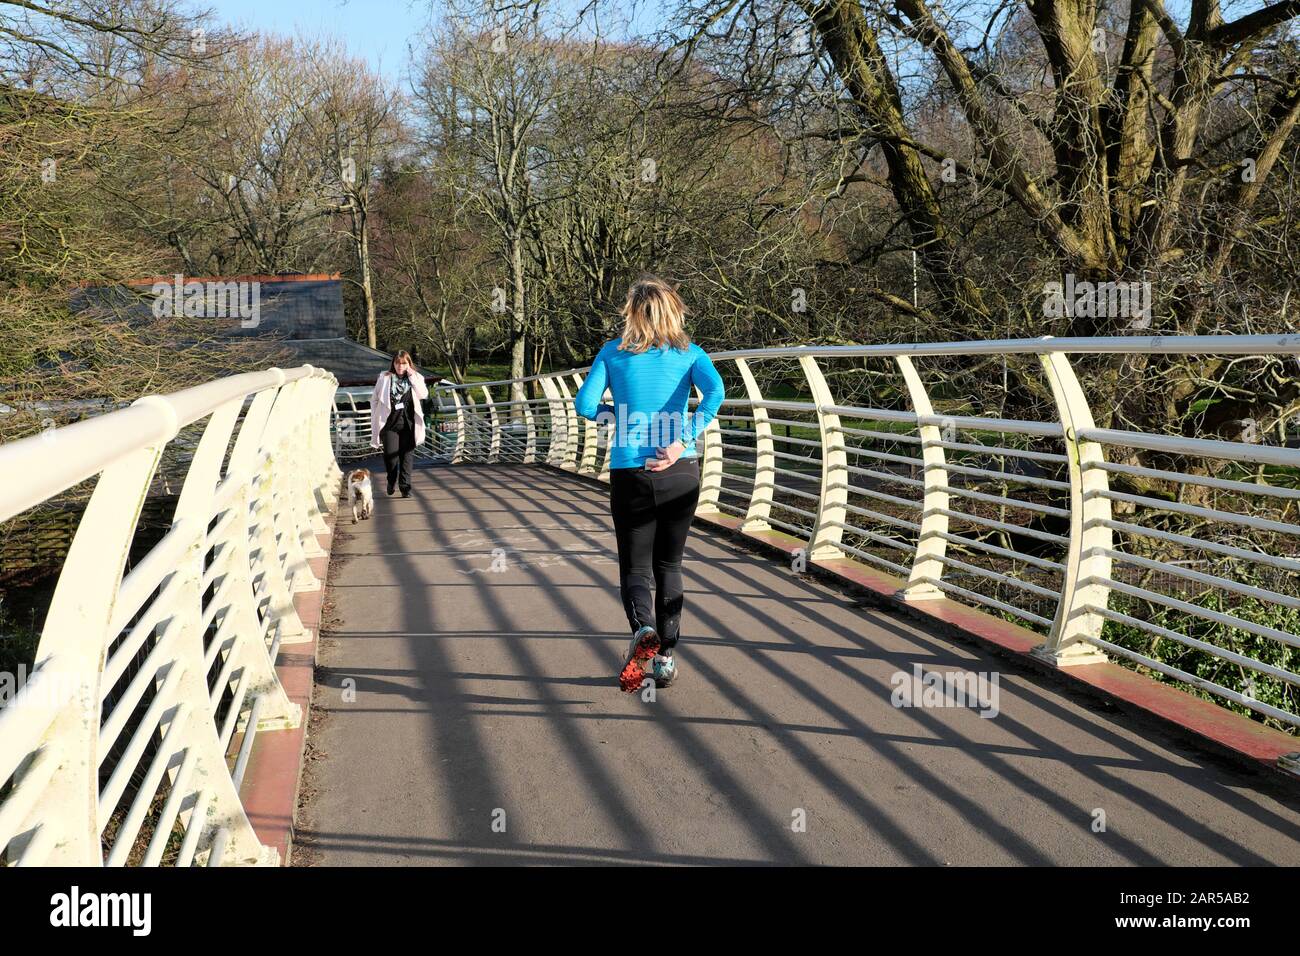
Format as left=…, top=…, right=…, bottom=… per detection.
left=348, top=468, right=374, bottom=523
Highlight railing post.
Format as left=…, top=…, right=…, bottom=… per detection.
left=175, top=397, right=299, bottom=731
left=481, top=385, right=502, bottom=463
left=735, top=358, right=773, bottom=531
left=307, top=374, right=341, bottom=514
left=449, top=389, right=466, bottom=463
left=283, top=374, right=328, bottom=556
left=1033, top=350, right=1112, bottom=665
left=895, top=356, right=950, bottom=598
left=148, top=394, right=279, bottom=866
left=800, top=356, right=848, bottom=560
left=232, top=381, right=312, bottom=646
left=555, top=377, right=580, bottom=470
left=523, top=386, right=538, bottom=463
left=571, top=373, right=599, bottom=475
left=461, top=392, right=477, bottom=460
left=264, top=379, right=321, bottom=591
left=307, top=369, right=341, bottom=514
left=695, top=384, right=724, bottom=514
left=330, top=391, right=347, bottom=459
left=9, top=423, right=169, bottom=863
left=539, top=376, right=565, bottom=467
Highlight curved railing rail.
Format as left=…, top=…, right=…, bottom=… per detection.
left=429, top=336, right=1300, bottom=735
left=0, top=365, right=341, bottom=866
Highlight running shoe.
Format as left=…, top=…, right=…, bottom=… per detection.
left=619, top=626, right=660, bottom=692
left=651, top=652, right=677, bottom=688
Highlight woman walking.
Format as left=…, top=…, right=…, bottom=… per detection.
left=575, top=276, right=725, bottom=692
left=369, top=351, right=430, bottom=498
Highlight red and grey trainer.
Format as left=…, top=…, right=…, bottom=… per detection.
left=618, top=625, right=660, bottom=692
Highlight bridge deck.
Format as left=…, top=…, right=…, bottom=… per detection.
left=299, top=464, right=1300, bottom=865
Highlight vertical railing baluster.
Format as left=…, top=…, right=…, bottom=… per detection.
left=450, top=389, right=466, bottom=463
left=896, top=356, right=950, bottom=597
left=735, top=358, right=773, bottom=531
left=9, top=418, right=169, bottom=863
left=323, top=374, right=344, bottom=494
left=800, top=356, right=848, bottom=560
left=1034, top=350, right=1111, bottom=665
left=523, top=384, right=537, bottom=463
left=156, top=393, right=278, bottom=866
left=481, top=385, right=502, bottom=463
left=284, top=375, right=327, bottom=560
left=462, top=391, right=477, bottom=460
left=264, top=379, right=321, bottom=592
left=555, top=377, right=580, bottom=470
left=303, top=372, right=337, bottom=529
left=570, top=372, right=598, bottom=475
left=539, top=376, right=564, bottom=467
left=695, top=384, right=724, bottom=514
left=233, top=383, right=312, bottom=646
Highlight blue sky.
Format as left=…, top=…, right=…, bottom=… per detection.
left=207, top=0, right=432, bottom=82
left=202, top=0, right=1210, bottom=87
left=204, top=0, right=667, bottom=84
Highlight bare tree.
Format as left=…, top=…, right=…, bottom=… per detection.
left=414, top=0, right=579, bottom=405
left=297, top=42, right=406, bottom=347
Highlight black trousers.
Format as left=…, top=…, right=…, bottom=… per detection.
left=380, top=414, right=415, bottom=494
left=608, top=457, right=700, bottom=652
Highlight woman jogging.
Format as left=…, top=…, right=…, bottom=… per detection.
left=369, top=351, right=430, bottom=498
left=575, top=276, right=725, bottom=692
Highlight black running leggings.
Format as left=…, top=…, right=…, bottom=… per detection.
left=380, top=407, right=415, bottom=494
left=609, top=457, right=701, bottom=651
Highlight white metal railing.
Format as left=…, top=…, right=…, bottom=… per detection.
left=331, top=387, right=469, bottom=463
left=0, top=365, right=341, bottom=866
left=430, top=336, right=1300, bottom=744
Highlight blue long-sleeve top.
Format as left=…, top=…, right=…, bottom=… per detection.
left=574, top=338, right=726, bottom=469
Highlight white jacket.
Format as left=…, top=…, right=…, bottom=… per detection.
left=370, top=370, right=429, bottom=449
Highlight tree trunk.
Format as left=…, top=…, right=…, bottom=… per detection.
left=804, top=0, right=988, bottom=318
left=510, top=236, right=527, bottom=413
left=358, top=210, right=377, bottom=349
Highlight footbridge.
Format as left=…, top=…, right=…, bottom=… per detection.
left=3, top=336, right=1299, bottom=865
